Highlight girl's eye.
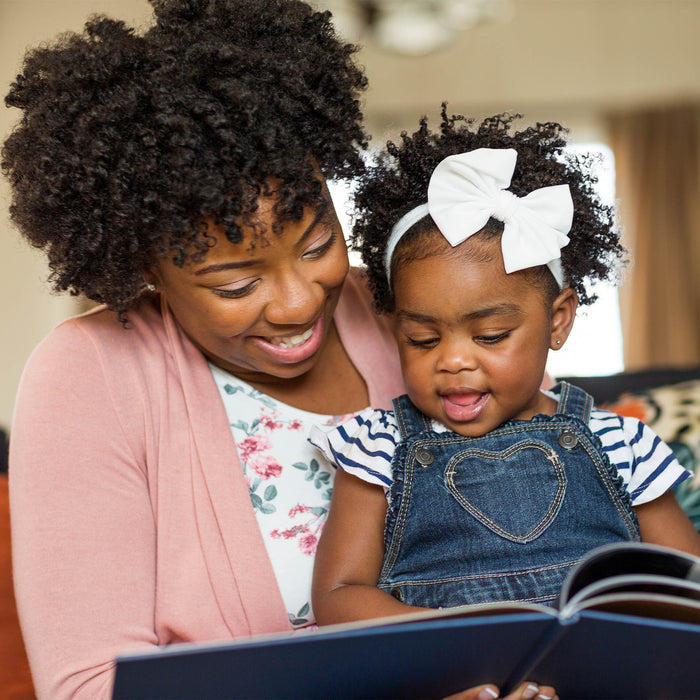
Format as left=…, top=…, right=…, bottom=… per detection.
left=303, top=231, right=337, bottom=259
left=476, top=331, right=511, bottom=344
left=213, top=279, right=260, bottom=298
left=406, top=336, right=439, bottom=348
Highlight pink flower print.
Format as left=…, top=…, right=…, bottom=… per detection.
left=248, top=453, right=283, bottom=480
left=288, top=504, right=311, bottom=518
left=238, top=434, right=272, bottom=463
left=259, top=411, right=283, bottom=431
left=288, top=419, right=304, bottom=431
left=271, top=525, right=305, bottom=540
left=326, top=413, right=355, bottom=427
left=299, top=532, right=319, bottom=556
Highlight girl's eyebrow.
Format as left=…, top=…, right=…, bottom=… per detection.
left=396, top=303, right=522, bottom=324
left=194, top=202, right=330, bottom=276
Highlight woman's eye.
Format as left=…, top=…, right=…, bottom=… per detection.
left=213, top=279, right=260, bottom=298
left=476, top=331, right=511, bottom=344
left=303, top=231, right=337, bottom=259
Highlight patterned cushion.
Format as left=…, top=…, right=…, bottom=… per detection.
left=602, top=379, right=700, bottom=530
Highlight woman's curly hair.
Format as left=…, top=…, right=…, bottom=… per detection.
left=1, top=0, right=368, bottom=317
left=352, top=107, right=624, bottom=314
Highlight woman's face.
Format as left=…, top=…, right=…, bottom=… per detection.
left=150, top=184, right=349, bottom=386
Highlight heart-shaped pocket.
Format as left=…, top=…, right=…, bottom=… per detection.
left=444, top=440, right=566, bottom=543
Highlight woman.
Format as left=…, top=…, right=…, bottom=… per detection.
left=3, top=1, right=556, bottom=698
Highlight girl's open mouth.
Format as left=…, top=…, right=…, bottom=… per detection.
left=441, top=390, right=489, bottom=423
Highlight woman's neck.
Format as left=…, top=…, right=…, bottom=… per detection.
left=234, top=322, right=369, bottom=416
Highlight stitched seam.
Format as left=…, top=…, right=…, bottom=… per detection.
left=383, top=557, right=578, bottom=585
left=558, top=381, right=572, bottom=414
left=380, top=444, right=416, bottom=578
left=377, top=584, right=560, bottom=605
left=393, top=398, right=409, bottom=438
left=444, top=441, right=566, bottom=543
left=578, top=432, right=640, bottom=537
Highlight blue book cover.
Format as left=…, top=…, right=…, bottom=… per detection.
left=112, top=543, right=700, bottom=699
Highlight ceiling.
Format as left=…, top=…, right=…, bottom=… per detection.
left=311, top=0, right=700, bottom=138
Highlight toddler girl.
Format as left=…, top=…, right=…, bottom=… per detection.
left=310, top=110, right=700, bottom=625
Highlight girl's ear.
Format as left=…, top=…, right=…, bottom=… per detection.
left=549, top=287, right=578, bottom=350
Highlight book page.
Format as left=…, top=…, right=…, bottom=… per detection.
left=559, top=542, right=700, bottom=608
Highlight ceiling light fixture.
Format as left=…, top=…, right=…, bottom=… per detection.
left=314, top=0, right=514, bottom=56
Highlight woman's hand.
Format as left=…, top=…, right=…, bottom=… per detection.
left=445, top=681, right=558, bottom=700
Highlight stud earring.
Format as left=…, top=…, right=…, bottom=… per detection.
left=144, top=282, right=156, bottom=292
left=555, top=339, right=562, bottom=346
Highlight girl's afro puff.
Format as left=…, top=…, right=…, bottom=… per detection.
left=2, top=0, right=368, bottom=318
left=351, top=106, right=624, bottom=314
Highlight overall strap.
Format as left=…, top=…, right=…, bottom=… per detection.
left=392, top=395, right=433, bottom=439
left=555, top=381, right=594, bottom=423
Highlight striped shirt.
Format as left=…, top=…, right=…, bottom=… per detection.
left=309, top=403, right=690, bottom=506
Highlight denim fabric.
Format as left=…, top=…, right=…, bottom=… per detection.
left=378, top=382, right=640, bottom=607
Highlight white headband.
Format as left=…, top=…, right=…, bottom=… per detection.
left=383, top=147, right=573, bottom=287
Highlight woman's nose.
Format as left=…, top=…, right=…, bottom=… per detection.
left=436, top=338, right=478, bottom=373
left=264, top=267, right=323, bottom=326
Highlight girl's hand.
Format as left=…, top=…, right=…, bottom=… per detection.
left=445, top=682, right=558, bottom=700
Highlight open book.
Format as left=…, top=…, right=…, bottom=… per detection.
left=112, top=542, right=700, bottom=700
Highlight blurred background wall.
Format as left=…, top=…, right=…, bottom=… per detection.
left=2, top=0, right=700, bottom=431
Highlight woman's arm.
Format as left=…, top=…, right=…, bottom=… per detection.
left=635, top=490, right=700, bottom=556
left=312, top=468, right=427, bottom=624
left=10, top=322, right=158, bottom=699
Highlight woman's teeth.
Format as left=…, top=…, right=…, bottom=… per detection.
left=267, top=327, right=313, bottom=348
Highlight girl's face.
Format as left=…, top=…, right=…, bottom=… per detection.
left=391, top=233, right=577, bottom=437
left=149, top=183, right=349, bottom=386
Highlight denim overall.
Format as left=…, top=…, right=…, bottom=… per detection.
left=378, top=382, right=640, bottom=607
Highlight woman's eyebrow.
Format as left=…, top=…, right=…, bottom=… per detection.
left=298, top=200, right=330, bottom=243
left=194, top=259, right=259, bottom=276
left=193, top=201, right=332, bottom=276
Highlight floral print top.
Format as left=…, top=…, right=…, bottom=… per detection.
left=210, top=364, right=359, bottom=628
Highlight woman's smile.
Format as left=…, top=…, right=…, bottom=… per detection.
left=254, top=316, right=325, bottom=364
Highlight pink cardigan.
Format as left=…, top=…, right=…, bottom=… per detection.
left=10, top=269, right=404, bottom=699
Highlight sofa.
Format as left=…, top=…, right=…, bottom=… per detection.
left=559, top=365, right=700, bottom=531
left=1, top=469, right=34, bottom=699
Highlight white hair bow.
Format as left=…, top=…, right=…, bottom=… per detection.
left=384, top=148, right=574, bottom=287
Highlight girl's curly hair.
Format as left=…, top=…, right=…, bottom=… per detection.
left=2, top=0, right=368, bottom=317
left=352, top=106, right=624, bottom=314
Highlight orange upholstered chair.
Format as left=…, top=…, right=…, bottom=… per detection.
left=0, top=474, right=35, bottom=699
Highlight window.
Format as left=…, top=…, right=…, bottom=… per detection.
left=545, top=144, right=624, bottom=379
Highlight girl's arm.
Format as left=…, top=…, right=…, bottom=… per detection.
left=617, top=414, right=700, bottom=556
left=635, top=490, right=700, bottom=556
left=312, top=469, right=428, bottom=625
left=314, top=472, right=560, bottom=700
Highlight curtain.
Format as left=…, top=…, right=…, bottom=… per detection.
left=607, top=104, right=700, bottom=370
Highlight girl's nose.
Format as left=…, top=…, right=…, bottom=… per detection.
left=264, top=267, right=323, bottom=326
left=436, top=338, right=478, bottom=373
